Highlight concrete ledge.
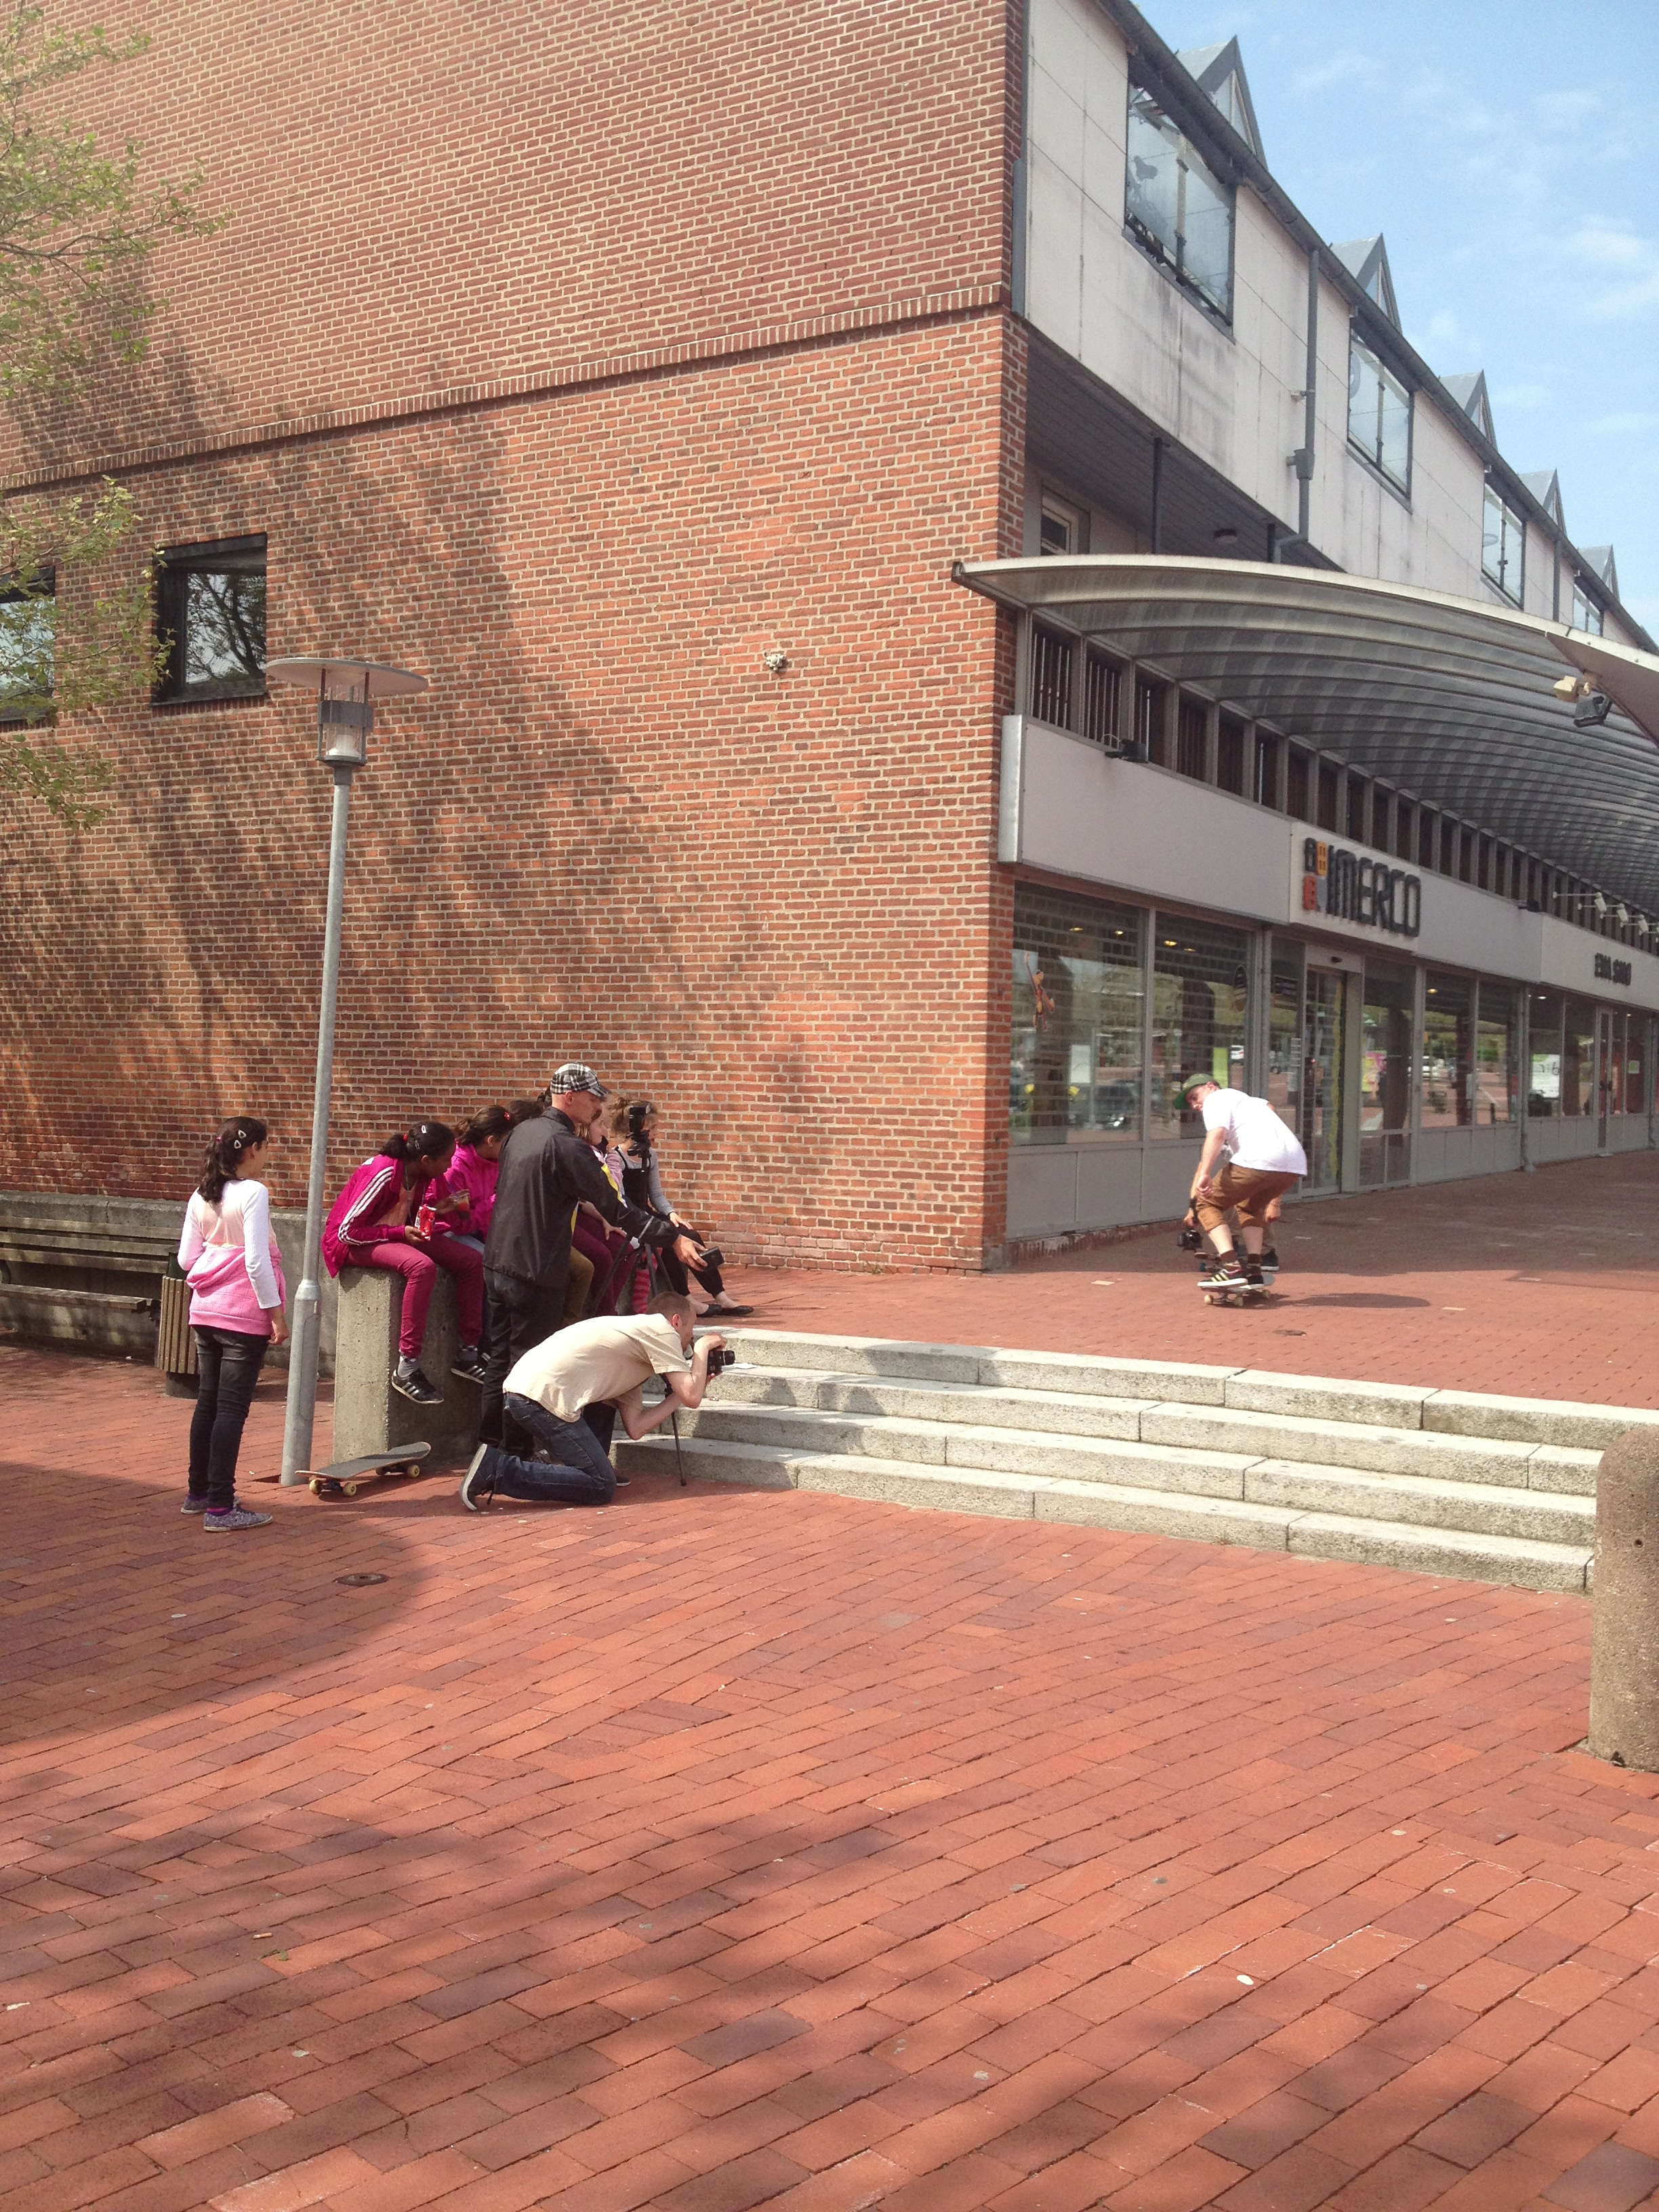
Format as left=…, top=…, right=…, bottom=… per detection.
left=1225, top=1370, right=1433, bottom=1429
left=0, top=1282, right=157, bottom=1355
left=331, top=1267, right=477, bottom=1465
left=1422, top=1390, right=1659, bottom=1450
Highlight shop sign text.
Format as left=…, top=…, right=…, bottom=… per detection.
left=1302, top=838, right=1421, bottom=937
left=1595, top=952, right=1633, bottom=986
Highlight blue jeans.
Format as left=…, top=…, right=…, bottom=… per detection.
left=472, top=1393, right=617, bottom=1505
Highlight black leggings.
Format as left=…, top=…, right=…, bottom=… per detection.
left=189, top=1326, right=268, bottom=1509
left=655, top=1233, right=724, bottom=1300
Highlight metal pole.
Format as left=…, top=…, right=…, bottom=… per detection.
left=280, top=760, right=356, bottom=1483
left=1150, top=437, right=1164, bottom=554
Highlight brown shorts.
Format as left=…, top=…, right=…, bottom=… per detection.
left=1193, top=1164, right=1298, bottom=1233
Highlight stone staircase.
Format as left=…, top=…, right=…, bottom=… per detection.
left=617, top=1329, right=1659, bottom=1593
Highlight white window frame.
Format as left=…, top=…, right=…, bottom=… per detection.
left=1482, top=485, right=1525, bottom=606
left=1347, top=331, right=1412, bottom=494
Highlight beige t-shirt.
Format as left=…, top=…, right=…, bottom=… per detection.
left=504, top=1313, right=690, bottom=1422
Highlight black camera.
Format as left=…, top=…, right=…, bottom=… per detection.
left=696, top=1246, right=724, bottom=1269
left=1177, top=1223, right=1204, bottom=1252
left=705, top=1345, right=735, bottom=1378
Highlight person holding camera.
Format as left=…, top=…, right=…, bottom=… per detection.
left=460, top=1291, right=724, bottom=1509
left=478, top=1063, right=705, bottom=1452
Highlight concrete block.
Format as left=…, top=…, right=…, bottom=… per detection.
left=720, top=1329, right=988, bottom=1382
left=1425, top=1391, right=1659, bottom=1450
left=681, top=1404, right=947, bottom=1465
left=1031, top=1481, right=1293, bottom=1548
left=811, top=1374, right=1150, bottom=1439
left=1244, top=1460, right=1593, bottom=1546
left=1528, top=1445, right=1603, bottom=1496
left=944, top=1426, right=1251, bottom=1499
left=792, top=1459, right=1036, bottom=1519
left=331, top=1265, right=476, bottom=1465
left=1225, top=1370, right=1433, bottom=1429
left=1286, top=1511, right=1591, bottom=1593
left=1142, top=1402, right=1538, bottom=1488
left=978, top=1349, right=1238, bottom=1403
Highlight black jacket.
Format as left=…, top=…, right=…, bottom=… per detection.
left=483, top=1111, right=674, bottom=1293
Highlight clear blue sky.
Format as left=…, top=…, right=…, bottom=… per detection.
left=1141, top=0, right=1659, bottom=634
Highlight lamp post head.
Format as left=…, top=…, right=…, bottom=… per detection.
left=265, top=656, right=428, bottom=770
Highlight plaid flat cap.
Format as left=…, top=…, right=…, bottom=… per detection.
left=549, top=1061, right=607, bottom=1099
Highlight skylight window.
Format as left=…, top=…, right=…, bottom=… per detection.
left=1482, top=486, right=1524, bottom=605
left=1347, top=333, right=1412, bottom=492
left=1125, top=84, right=1233, bottom=321
left=1572, top=584, right=1604, bottom=636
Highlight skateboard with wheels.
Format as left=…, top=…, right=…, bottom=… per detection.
left=1203, top=1281, right=1271, bottom=1307
left=306, top=1441, right=431, bottom=1498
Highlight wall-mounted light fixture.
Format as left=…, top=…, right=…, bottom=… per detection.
left=762, top=648, right=788, bottom=674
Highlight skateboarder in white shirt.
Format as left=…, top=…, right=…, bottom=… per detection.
left=1179, top=1076, right=1307, bottom=1297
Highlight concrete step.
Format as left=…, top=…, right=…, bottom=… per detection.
left=616, top=1433, right=1593, bottom=1595
left=704, top=1365, right=1603, bottom=1496
left=718, top=1331, right=1659, bottom=1452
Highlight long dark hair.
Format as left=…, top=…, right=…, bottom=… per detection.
left=459, top=1105, right=512, bottom=1149
left=380, top=1120, right=456, bottom=1168
left=197, top=1116, right=268, bottom=1203
left=505, top=1097, right=544, bottom=1126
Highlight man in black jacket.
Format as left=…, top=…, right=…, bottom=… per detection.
left=478, top=1063, right=701, bottom=1450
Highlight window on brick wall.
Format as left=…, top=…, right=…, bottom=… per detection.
left=0, top=569, right=54, bottom=723
left=155, top=535, right=266, bottom=703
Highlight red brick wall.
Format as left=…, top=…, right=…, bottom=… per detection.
left=1, top=314, right=1022, bottom=1269
left=12, top=0, right=1015, bottom=474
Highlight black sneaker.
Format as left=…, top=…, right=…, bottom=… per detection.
left=459, top=1442, right=494, bottom=1511
left=392, top=1366, right=443, bottom=1405
left=1244, top=1258, right=1266, bottom=1290
left=450, top=1350, right=489, bottom=1384
left=1258, top=1246, right=1279, bottom=1279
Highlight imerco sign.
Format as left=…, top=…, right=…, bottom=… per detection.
left=1302, top=838, right=1421, bottom=938
left=1595, top=952, right=1633, bottom=986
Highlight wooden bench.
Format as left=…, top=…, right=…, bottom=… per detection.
left=0, top=1197, right=176, bottom=1351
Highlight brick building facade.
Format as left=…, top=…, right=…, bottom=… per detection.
left=4, top=0, right=1653, bottom=1280
left=1, top=0, right=1029, bottom=1273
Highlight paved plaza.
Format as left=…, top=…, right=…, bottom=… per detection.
left=6, top=1157, right=1659, bottom=2211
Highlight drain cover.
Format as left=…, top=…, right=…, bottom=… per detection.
left=335, top=1572, right=388, bottom=1587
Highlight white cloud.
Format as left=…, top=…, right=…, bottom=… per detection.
left=1588, top=410, right=1659, bottom=437
left=1547, top=219, right=1659, bottom=319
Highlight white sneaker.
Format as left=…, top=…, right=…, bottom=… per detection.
left=459, top=1443, right=495, bottom=1512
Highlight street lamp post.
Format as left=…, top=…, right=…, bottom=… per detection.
left=266, top=656, right=428, bottom=1486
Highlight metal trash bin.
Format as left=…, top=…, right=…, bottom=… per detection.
left=157, top=1265, right=198, bottom=1396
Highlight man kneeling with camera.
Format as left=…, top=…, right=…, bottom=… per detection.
left=460, top=1290, right=726, bottom=1509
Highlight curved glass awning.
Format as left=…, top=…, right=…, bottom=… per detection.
left=954, top=555, right=1659, bottom=912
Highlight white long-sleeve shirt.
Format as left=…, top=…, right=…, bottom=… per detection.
left=177, top=1178, right=283, bottom=1330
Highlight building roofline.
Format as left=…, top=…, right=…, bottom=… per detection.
left=1090, top=0, right=1653, bottom=653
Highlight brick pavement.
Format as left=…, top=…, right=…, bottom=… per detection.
left=738, top=1153, right=1659, bottom=1410
left=7, top=1333, right=1659, bottom=2211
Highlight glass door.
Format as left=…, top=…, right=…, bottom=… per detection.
left=1302, top=970, right=1347, bottom=1190
left=1361, top=962, right=1415, bottom=1186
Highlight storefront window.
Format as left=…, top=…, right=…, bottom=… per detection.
left=1267, top=947, right=1303, bottom=1136
left=1475, top=983, right=1517, bottom=1125
left=1626, top=1017, right=1650, bottom=1117
left=1563, top=998, right=1596, bottom=1116
left=1361, top=961, right=1414, bottom=1185
left=1420, top=972, right=1473, bottom=1130
left=1010, top=885, right=1145, bottom=1146
left=1528, top=992, right=1563, bottom=1117
left=1149, top=918, right=1250, bottom=1138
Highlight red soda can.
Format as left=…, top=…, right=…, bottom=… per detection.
left=415, top=1203, right=436, bottom=1237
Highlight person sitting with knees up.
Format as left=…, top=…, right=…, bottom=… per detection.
left=322, top=1121, right=487, bottom=1405
left=609, top=1099, right=751, bottom=1317
left=460, top=1291, right=723, bottom=1510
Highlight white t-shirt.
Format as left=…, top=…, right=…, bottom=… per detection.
left=504, top=1313, right=690, bottom=1422
left=1202, top=1088, right=1308, bottom=1176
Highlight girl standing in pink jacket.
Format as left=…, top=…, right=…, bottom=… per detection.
left=440, top=1106, right=511, bottom=1248
left=176, top=1116, right=288, bottom=1530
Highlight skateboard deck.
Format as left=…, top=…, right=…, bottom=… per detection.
left=1202, top=1284, right=1272, bottom=1307
left=306, top=1441, right=431, bottom=1498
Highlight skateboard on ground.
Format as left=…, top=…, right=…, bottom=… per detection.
left=1203, top=1281, right=1273, bottom=1307
left=305, top=1441, right=431, bottom=1498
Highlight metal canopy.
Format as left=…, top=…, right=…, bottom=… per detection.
left=956, top=555, right=1659, bottom=912
left=266, top=657, right=428, bottom=697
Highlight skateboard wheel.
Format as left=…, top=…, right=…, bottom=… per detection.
left=343, top=1481, right=359, bottom=1496
left=309, top=1477, right=322, bottom=1495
